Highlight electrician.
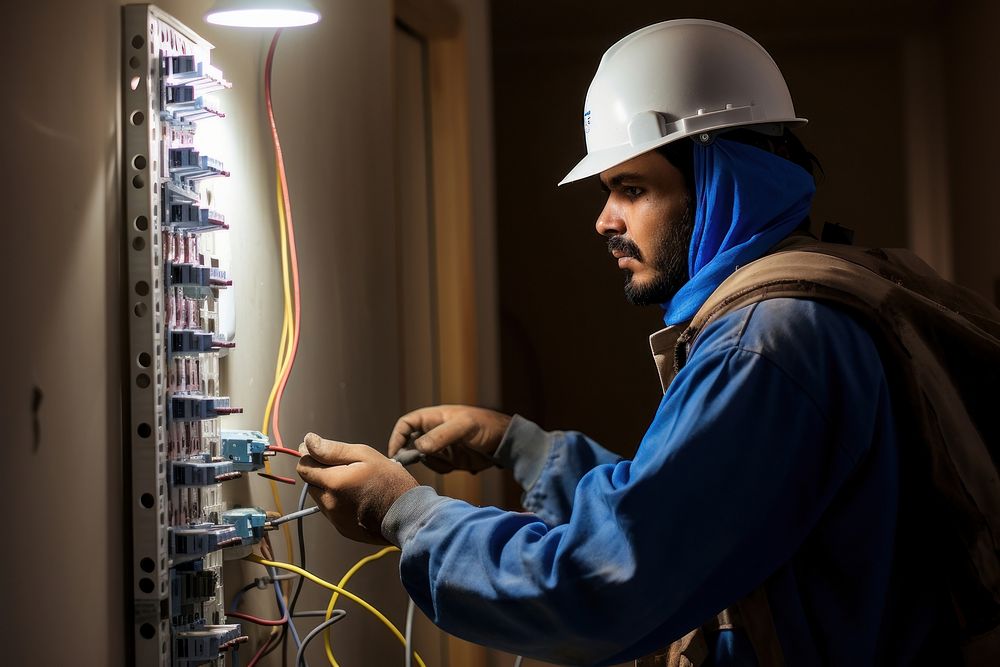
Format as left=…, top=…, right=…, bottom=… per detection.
left=297, top=19, right=962, bottom=665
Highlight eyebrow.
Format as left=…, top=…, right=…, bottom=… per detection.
left=599, top=171, right=644, bottom=192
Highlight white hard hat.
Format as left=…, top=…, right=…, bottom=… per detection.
left=559, top=19, right=807, bottom=185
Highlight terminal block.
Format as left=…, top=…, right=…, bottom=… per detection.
left=221, top=430, right=270, bottom=471
left=165, top=56, right=231, bottom=94
left=171, top=396, right=243, bottom=421
left=170, top=330, right=234, bottom=355
left=167, top=262, right=232, bottom=289
left=171, top=523, right=241, bottom=560
left=173, top=622, right=244, bottom=665
left=168, top=148, right=229, bottom=191
left=163, top=89, right=226, bottom=122
left=220, top=508, right=266, bottom=543
left=166, top=203, right=227, bottom=232
left=170, top=330, right=214, bottom=354
left=172, top=455, right=239, bottom=486
left=171, top=561, right=218, bottom=625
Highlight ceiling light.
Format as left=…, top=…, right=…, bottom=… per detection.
left=205, top=0, right=321, bottom=28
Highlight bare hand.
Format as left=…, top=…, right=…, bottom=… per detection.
left=296, top=433, right=418, bottom=544
left=387, top=405, right=512, bottom=474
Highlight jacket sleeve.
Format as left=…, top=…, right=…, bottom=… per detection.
left=381, top=301, right=891, bottom=665
left=493, top=415, right=623, bottom=526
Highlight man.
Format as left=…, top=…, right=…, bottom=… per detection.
left=297, top=19, right=966, bottom=665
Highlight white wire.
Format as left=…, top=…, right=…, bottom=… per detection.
left=405, top=598, right=416, bottom=667
left=513, top=655, right=523, bottom=667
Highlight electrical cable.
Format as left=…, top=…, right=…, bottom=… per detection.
left=258, top=27, right=298, bottom=608
left=269, top=444, right=304, bottom=458
left=264, top=30, right=303, bottom=458
left=279, top=480, right=312, bottom=663
left=295, top=610, right=347, bottom=667
left=247, top=630, right=279, bottom=667
left=258, top=471, right=297, bottom=485
left=513, top=656, right=523, bottom=667
left=268, top=505, right=321, bottom=527
left=323, top=546, right=401, bottom=666
left=229, top=581, right=288, bottom=626
left=245, top=553, right=426, bottom=667
left=405, top=599, right=416, bottom=667
left=272, top=566, right=303, bottom=653
left=292, top=611, right=339, bottom=618
left=228, top=610, right=288, bottom=627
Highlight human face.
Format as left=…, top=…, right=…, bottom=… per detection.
left=596, top=150, right=693, bottom=306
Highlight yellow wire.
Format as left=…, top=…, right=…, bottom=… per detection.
left=261, top=171, right=297, bottom=590
left=262, top=171, right=295, bottom=436
left=246, top=553, right=427, bottom=667
left=323, top=547, right=400, bottom=666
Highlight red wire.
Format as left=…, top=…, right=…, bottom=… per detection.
left=227, top=609, right=289, bottom=627
left=268, top=445, right=303, bottom=458
left=264, top=29, right=303, bottom=452
left=258, top=471, right=296, bottom=485
left=246, top=630, right=278, bottom=667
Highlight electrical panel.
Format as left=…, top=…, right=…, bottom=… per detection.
left=123, top=6, right=260, bottom=665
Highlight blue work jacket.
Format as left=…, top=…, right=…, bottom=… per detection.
left=382, top=298, right=948, bottom=665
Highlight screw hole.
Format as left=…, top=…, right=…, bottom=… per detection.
left=132, top=174, right=144, bottom=189
left=129, top=56, right=141, bottom=70
left=133, top=155, right=147, bottom=170
left=134, top=215, right=149, bottom=231
left=132, top=35, right=145, bottom=49
left=139, top=623, right=155, bottom=640
left=132, top=237, right=146, bottom=251
left=137, top=352, right=151, bottom=367
left=140, top=557, right=155, bottom=573
left=134, top=302, right=148, bottom=318
left=130, top=110, right=145, bottom=126
left=137, top=423, right=152, bottom=439
left=136, top=373, right=150, bottom=388
left=138, top=578, right=155, bottom=594
left=130, top=75, right=141, bottom=91
left=135, top=281, right=149, bottom=296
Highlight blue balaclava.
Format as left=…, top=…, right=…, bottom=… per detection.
left=660, top=137, right=816, bottom=326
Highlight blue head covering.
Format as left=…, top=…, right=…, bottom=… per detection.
left=661, top=137, right=816, bottom=326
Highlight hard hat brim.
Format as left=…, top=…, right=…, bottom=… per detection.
left=557, top=117, right=807, bottom=186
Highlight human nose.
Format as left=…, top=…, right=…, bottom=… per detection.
left=595, top=198, right=626, bottom=237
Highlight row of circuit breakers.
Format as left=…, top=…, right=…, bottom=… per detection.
left=124, top=7, right=274, bottom=665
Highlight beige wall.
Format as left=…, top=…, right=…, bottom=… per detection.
left=3, top=0, right=497, bottom=664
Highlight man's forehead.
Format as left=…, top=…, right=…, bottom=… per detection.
left=599, top=152, right=664, bottom=186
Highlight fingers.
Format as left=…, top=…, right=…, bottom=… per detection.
left=296, top=453, right=334, bottom=486
left=388, top=409, right=442, bottom=456
left=414, top=416, right=477, bottom=455
left=302, top=432, right=378, bottom=465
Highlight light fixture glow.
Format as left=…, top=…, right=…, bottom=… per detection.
left=205, top=0, right=321, bottom=28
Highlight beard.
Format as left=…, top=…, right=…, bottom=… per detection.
left=608, top=198, right=694, bottom=306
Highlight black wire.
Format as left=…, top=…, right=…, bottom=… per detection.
left=295, top=610, right=348, bottom=667
left=276, top=483, right=312, bottom=664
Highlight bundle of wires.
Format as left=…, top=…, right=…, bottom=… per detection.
left=243, top=28, right=429, bottom=667
left=245, top=27, right=305, bottom=665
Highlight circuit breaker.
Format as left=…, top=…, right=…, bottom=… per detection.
left=123, top=6, right=263, bottom=665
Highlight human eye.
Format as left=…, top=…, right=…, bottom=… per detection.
left=622, top=185, right=643, bottom=199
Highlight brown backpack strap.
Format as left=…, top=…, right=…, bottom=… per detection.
left=737, top=586, right=785, bottom=667
left=634, top=626, right=707, bottom=667
left=635, top=587, right=784, bottom=667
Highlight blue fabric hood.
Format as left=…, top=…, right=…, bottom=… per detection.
left=661, top=137, right=816, bottom=326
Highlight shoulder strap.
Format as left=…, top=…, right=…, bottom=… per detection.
left=673, top=240, right=1000, bottom=662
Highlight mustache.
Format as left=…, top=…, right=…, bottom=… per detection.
left=607, top=235, right=643, bottom=262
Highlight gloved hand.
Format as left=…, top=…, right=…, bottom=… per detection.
left=296, top=433, right=418, bottom=545
left=387, top=405, right=512, bottom=474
